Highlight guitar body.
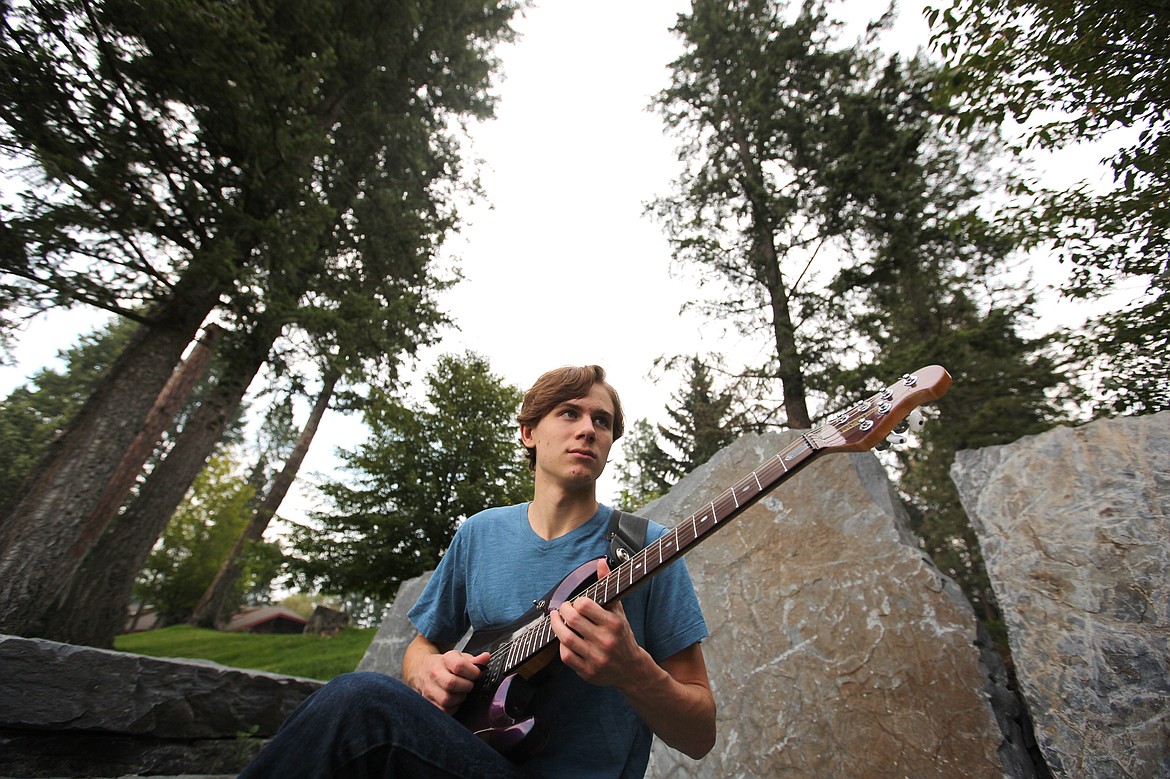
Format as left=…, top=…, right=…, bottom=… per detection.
left=454, top=558, right=601, bottom=759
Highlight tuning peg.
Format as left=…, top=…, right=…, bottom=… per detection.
left=893, top=409, right=927, bottom=434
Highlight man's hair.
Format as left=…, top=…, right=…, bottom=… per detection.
left=517, top=365, right=625, bottom=470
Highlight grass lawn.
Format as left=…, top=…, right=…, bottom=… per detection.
left=114, top=624, right=378, bottom=681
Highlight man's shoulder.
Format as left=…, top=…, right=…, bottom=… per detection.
left=458, top=502, right=528, bottom=535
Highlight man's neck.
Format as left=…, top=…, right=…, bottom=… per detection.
left=527, top=484, right=600, bottom=541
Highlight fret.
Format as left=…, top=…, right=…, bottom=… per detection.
left=752, top=469, right=762, bottom=491
left=775, top=452, right=789, bottom=471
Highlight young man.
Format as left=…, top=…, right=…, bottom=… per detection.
left=239, top=365, right=715, bottom=778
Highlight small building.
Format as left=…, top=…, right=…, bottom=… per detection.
left=124, top=603, right=161, bottom=633
left=225, top=605, right=308, bottom=635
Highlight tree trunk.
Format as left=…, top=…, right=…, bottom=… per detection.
left=82, top=324, right=223, bottom=555
left=723, top=94, right=813, bottom=429
left=31, top=323, right=278, bottom=647
left=0, top=275, right=224, bottom=635
left=189, top=370, right=339, bottom=628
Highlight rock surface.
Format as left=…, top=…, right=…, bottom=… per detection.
left=356, top=570, right=433, bottom=676
left=640, top=432, right=1028, bottom=778
left=0, top=634, right=321, bottom=777
left=952, top=411, right=1170, bottom=778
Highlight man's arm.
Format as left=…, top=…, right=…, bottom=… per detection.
left=550, top=562, right=717, bottom=759
left=402, top=634, right=489, bottom=715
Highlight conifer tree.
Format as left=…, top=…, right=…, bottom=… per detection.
left=288, top=353, right=532, bottom=602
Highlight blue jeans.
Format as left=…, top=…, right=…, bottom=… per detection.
left=238, top=672, right=531, bottom=778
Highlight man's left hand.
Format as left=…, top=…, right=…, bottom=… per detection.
left=550, top=558, right=649, bottom=689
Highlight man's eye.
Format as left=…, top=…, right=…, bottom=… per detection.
left=594, top=417, right=611, bottom=429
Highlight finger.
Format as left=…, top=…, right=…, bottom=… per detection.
left=597, top=557, right=612, bottom=578
left=552, top=608, right=589, bottom=653
left=444, top=650, right=487, bottom=682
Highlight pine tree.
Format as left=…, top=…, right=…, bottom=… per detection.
left=927, top=0, right=1169, bottom=414
left=615, top=357, right=739, bottom=509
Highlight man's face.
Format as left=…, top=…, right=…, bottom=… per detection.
left=520, top=382, right=616, bottom=488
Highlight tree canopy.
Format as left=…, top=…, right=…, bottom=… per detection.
left=926, top=0, right=1170, bottom=414
left=649, top=0, right=1068, bottom=632
left=288, top=352, right=532, bottom=602
left=0, top=0, right=519, bottom=637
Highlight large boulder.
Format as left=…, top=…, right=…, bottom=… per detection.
left=357, top=570, right=433, bottom=676
left=0, top=634, right=321, bottom=777
left=952, top=411, right=1170, bottom=778
left=642, top=432, right=1032, bottom=778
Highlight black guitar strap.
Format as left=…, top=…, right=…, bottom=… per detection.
left=605, top=509, right=649, bottom=566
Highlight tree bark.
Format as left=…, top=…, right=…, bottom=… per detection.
left=0, top=273, right=225, bottom=636
left=31, top=322, right=278, bottom=647
left=189, top=370, right=339, bottom=628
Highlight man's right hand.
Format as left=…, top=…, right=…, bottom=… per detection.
left=404, top=636, right=490, bottom=715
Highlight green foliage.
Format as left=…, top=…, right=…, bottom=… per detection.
left=615, top=419, right=673, bottom=511
left=115, top=624, right=375, bottom=681
left=0, top=0, right=519, bottom=376
left=615, top=357, right=740, bottom=510
left=288, top=352, right=533, bottom=602
left=134, top=454, right=277, bottom=624
left=652, top=0, right=1072, bottom=630
left=0, top=318, right=133, bottom=500
left=926, top=0, right=1170, bottom=414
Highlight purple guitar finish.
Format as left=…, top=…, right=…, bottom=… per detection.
left=454, top=558, right=600, bottom=757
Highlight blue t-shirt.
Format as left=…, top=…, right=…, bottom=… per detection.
left=408, top=503, right=708, bottom=779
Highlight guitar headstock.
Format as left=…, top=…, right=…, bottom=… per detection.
left=813, top=365, right=952, bottom=453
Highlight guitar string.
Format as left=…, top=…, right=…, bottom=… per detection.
left=485, top=378, right=914, bottom=681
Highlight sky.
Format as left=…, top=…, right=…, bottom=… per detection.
left=0, top=1, right=1110, bottom=519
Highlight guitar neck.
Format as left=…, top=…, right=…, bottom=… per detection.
left=585, top=432, right=821, bottom=608
left=489, top=433, right=823, bottom=682
left=486, top=366, right=950, bottom=684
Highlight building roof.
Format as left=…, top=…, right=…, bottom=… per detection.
left=225, top=605, right=308, bottom=633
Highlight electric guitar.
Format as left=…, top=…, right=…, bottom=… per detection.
left=454, top=365, right=953, bottom=758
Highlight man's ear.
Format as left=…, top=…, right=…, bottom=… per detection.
left=519, top=423, right=535, bottom=448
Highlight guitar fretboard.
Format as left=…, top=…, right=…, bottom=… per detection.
left=483, top=432, right=823, bottom=686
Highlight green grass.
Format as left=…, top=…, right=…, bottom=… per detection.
left=114, top=624, right=377, bottom=681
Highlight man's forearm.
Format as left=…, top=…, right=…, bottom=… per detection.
left=618, top=645, right=717, bottom=759
left=402, top=634, right=443, bottom=692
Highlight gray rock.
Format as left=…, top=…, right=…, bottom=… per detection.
left=952, top=411, right=1170, bottom=778
left=641, top=432, right=1028, bottom=778
left=356, top=570, right=433, bottom=677
left=0, top=634, right=321, bottom=777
